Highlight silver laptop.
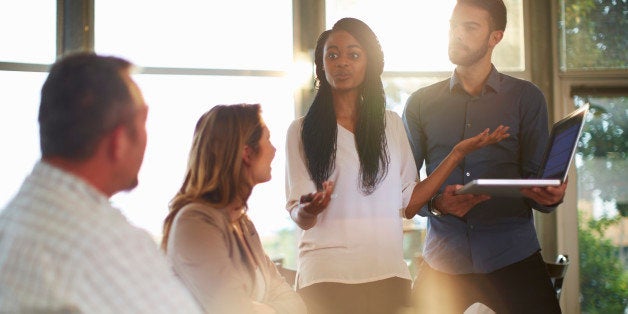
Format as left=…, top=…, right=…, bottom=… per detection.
left=456, top=104, right=589, bottom=197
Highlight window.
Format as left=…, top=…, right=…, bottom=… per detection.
left=0, top=71, right=47, bottom=207
left=0, top=2, right=56, bottom=64
left=559, top=0, right=628, bottom=71
left=557, top=1, right=628, bottom=311
left=326, top=0, right=525, bottom=73
left=109, top=74, right=295, bottom=239
left=95, top=1, right=293, bottom=70
left=574, top=94, right=628, bottom=312
left=94, top=1, right=297, bottom=252
left=0, top=1, right=55, bottom=208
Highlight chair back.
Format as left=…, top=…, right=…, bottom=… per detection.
left=545, top=254, right=570, bottom=301
left=273, top=258, right=297, bottom=288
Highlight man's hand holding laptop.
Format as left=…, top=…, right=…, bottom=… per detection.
left=434, top=184, right=491, bottom=218
left=521, top=178, right=568, bottom=206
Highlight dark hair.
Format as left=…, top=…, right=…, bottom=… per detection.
left=302, top=17, right=389, bottom=194
left=458, top=0, right=507, bottom=31
left=162, top=104, right=262, bottom=250
left=39, top=52, right=135, bottom=160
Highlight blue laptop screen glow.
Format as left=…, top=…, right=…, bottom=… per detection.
left=541, top=123, right=581, bottom=179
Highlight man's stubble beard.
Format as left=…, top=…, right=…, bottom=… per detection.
left=448, top=37, right=490, bottom=66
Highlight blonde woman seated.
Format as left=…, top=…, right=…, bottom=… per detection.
left=162, top=104, right=306, bottom=314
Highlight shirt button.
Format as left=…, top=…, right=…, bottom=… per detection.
left=469, top=225, right=474, bottom=230
left=466, top=172, right=471, bottom=177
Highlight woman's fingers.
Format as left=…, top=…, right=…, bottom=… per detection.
left=481, top=125, right=510, bottom=145
left=492, top=126, right=509, bottom=141
left=301, top=181, right=336, bottom=215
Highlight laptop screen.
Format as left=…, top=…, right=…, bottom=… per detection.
left=538, top=105, right=588, bottom=180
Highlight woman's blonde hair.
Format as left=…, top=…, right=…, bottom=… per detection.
left=162, top=104, right=263, bottom=250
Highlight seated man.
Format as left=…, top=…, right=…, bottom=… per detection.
left=0, top=52, right=201, bottom=313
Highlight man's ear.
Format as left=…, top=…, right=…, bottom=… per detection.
left=489, top=30, right=504, bottom=47
left=108, top=125, right=128, bottom=162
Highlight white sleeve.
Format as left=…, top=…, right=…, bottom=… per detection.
left=389, top=111, right=419, bottom=208
left=284, top=119, right=319, bottom=227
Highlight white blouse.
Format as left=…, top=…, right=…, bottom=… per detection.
left=285, top=110, right=418, bottom=289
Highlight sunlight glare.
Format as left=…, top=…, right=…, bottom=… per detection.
left=288, top=52, right=315, bottom=89
left=326, top=0, right=457, bottom=72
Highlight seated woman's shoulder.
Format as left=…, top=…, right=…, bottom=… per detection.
left=177, top=203, right=225, bottom=224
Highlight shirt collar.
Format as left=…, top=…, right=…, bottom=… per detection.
left=35, top=160, right=111, bottom=206
left=449, top=64, right=500, bottom=96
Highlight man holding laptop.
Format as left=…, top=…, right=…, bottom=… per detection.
left=456, top=105, right=586, bottom=197
left=403, top=0, right=566, bottom=312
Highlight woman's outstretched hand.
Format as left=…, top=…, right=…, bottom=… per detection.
left=454, top=125, right=510, bottom=156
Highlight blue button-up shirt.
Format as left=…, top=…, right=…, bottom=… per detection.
left=402, top=66, right=557, bottom=274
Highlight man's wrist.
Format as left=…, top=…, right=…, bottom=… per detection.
left=428, top=193, right=444, bottom=216
left=534, top=198, right=564, bottom=210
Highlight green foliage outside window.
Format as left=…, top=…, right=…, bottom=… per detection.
left=576, top=97, right=628, bottom=205
left=578, top=214, right=628, bottom=313
left=263, top=228, right=298, bottom=269
left=576, top=95, right=627, bottom=313
left=561, top=0, right=628, bottom=70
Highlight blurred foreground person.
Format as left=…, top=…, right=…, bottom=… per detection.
left=0, top=52, right=201, bottom=313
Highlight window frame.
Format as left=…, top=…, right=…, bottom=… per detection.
left=550, top=1, right=628, bottom=312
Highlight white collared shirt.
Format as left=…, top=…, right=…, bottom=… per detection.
left=0, top=161, right=202, bottom=313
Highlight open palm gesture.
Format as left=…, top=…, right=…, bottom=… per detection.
left=454, top=125, right=510, bottom=156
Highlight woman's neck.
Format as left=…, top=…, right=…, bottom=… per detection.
left=333, top=89, right=359, bottom=132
